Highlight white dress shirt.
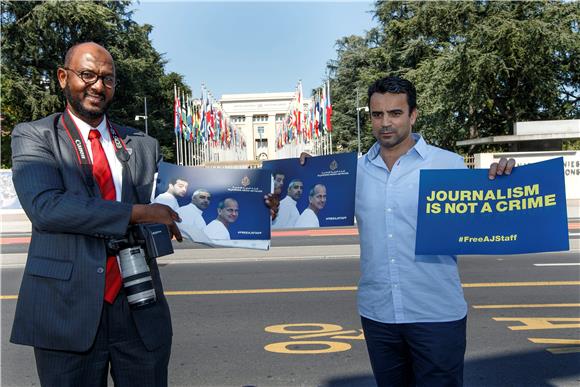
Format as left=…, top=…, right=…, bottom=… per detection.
left=69, top=111, right=123, bottom=201
left=154, top=192, right=179, bottom=211
left=177, top=203, right=206, bottom=229
left=204, top=219, right=230, bottom=240
left=295, top=207, right=320, bottom=228
left=272, top=195, right=300, bottom=229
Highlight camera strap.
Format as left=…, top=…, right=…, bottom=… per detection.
left=60, top=108, right=132, bottom=192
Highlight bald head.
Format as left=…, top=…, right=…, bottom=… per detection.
left=64, top=42, right=115, bottom=73
left=217, top=198, right=239, bottom=226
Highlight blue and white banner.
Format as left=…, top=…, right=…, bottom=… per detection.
left=415, top=157, right=569, bottom=255
left=155, top=162, right=271, bottom=250
left=262, top=152, right=357, bottom=229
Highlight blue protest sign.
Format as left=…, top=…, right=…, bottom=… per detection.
left=155, top=162, right=271, bottom=249
left=415, top=157, right=569, bottom=255
left=262, top=152, right=357, bottom=229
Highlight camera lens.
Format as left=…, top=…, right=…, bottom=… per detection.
left=118, top=247, right=157, bottom=308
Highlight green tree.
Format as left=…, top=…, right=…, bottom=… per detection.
left=328, top=0, right=579, bottom=154
left=1, top=0, right=189, bottom=167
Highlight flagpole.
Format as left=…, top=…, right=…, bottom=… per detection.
left=174, top=84, right=181, bottom=165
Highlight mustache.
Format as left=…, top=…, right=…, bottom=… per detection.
left=84, top=91, right=105, bottom=100
left=378, top=127, right=395, bottom=134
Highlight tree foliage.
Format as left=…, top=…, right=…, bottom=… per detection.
left=1, top=0, right=189, bottom=167
left=328, top=0, right=579, bottom=154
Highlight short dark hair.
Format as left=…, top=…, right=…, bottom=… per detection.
left=169, top=177, right=187, bottom=185
left=367, top=76, right=417, bottom=114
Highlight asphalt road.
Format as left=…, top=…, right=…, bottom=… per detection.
left=1, top=245, right=579, bottom=386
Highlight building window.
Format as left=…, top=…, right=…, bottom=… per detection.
left=256, top=126, right=265, bottom=138
left=255, top=139, right=268, bottom=149
left=253, top=115, right=268, bottom=122
left=231, top=115, right=245, bottom=123
left=275, top=114, right=285, bottom=122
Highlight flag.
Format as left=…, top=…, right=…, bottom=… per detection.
left=326, top=80, right=333, bottom=133
left=200, top=91, right=207, bottom=143
left=174, top=94, right=182, bottom=135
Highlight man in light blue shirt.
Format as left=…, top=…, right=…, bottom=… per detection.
left=355, top=76, right=514, bottom=386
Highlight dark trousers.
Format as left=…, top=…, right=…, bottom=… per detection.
left=34, top=291, right=171, bottom=387
left=361, top=315, right=466, bottom=387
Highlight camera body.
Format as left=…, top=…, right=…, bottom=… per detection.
left=107, top=224, right=174, bottom=308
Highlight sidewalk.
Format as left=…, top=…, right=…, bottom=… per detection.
left=2, top=208, right=578, bottom=265
left=1, top=210, right=31, bottom=234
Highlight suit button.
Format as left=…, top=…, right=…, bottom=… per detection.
left=97, top=267, right=104, bottom=274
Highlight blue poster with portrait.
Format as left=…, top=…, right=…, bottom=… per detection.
left=262, top=152, right=357, bottom=229
left=415, top=157, right=569, bottom=255
left=154, top=162, right=271, bottom=249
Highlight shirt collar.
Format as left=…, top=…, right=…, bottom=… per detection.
left=67, top=108, right=108, bottom=141
left=366, top=133, right=428, bottom=162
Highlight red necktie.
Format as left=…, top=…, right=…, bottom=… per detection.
left=88, top=129, right=122, bottom=304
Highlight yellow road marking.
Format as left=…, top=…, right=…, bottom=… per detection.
left=290, top=330, right=357, bottom=340
left=332, top=330, right=365, bottom=340
left=529, top=338, right=580, bottom=345
left=547, top=347, right=580, bottom=354
left=1, top=280, right=579, bottom=300
left=474, top=303, right=580, bottom=309
left=265, top=323, right=344, bottom=335
left=494, top=317, right=580, bottom=330
left=165, top=286, right=357, bottom=296
left=264, top=340, right=352, bottom=354
left=462, top=281, right=580, bottom=288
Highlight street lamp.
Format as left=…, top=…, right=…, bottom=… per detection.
left=356, top=89, right=368, bottom=157
left=134, top=96, right=148, bottom=135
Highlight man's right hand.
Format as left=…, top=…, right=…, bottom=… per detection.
left=299, top=152, right=312, bottom=166
left=130, top=203, right=183, bottom=242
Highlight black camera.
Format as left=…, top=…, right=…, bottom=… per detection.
left=107, top=224, right=174, bottom=308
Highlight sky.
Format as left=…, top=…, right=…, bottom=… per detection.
left=131, top=1, right=376, bottom=99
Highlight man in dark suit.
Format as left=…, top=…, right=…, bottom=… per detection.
left=10, top=42, right=182, bottom=386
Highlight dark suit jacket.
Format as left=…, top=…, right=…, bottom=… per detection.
left=10, top=112, right=172, bottom=352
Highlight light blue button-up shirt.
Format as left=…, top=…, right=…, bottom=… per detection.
left=356, top=134, right=468, bottom=323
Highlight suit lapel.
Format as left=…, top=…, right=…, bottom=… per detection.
left=111, top=124, right=137, bottom=204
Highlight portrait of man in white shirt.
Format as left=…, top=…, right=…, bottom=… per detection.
left=204, top=198, right=239, bottom=240
left=154, top=177, right=189, bottom=210
left=272, top=179, right=303, bottom=229
left=295, top=183, right=326, bottom=228
left=177, top=188, right=211, bottom=230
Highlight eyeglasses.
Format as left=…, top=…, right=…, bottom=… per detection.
left=62, top=67, right=118, bottom=88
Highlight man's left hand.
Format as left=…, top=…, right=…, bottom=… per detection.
left=488, top=157, right=516, bottom=180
